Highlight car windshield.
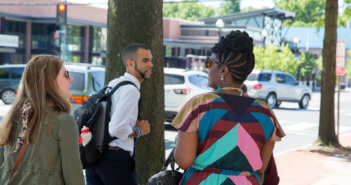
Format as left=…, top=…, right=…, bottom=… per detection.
left=188, top=74, right=208, bottom=89
left=164, top=74, right=185, bottom=85
left=70, top=71, right=85, bottom=91
left=92, top=71, right=105, bottom=92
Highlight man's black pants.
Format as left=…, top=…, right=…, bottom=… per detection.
left=86, top=149, right=137, bottom=185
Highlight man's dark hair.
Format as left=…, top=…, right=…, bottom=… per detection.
left=122, top=43, right=150, bottom=67
left=211, top=30, right=255, bottom=83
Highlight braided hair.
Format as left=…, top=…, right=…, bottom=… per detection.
left=211, top=30, right=255, bottom=83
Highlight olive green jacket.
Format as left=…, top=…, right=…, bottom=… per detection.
left=0, top=112, right=85, bottom=185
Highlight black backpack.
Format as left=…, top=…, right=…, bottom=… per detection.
left=73, top=81, right=137, bottom=169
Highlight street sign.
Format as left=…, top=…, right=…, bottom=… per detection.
left=336, top=41, right=345, bottom=76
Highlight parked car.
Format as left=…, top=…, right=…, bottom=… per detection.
left=0, top=64, right=25, bottom=104
left=164, top=68, right=211, bottom=121
left=245, top=69, right=312, bottom=109
left=65, top=63, right=105, bottom=112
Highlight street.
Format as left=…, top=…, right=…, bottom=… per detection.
left=0, top=90, right=350, bottom=156
left=165, top=89, right=351, bottom=156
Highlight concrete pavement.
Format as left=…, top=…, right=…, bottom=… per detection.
left=276, top=134, right=351, bottom=185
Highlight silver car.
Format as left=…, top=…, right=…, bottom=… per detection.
left=245, top=69, right=312, bottom=109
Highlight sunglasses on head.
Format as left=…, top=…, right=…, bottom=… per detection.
left=64, top=70, right=70, bottom=79
left=205, top=57, right=225, bottom=69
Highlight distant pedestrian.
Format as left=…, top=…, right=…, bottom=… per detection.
left=172, top=30, right=285, bottom=185
left=0, top=55, right=84, bottom=185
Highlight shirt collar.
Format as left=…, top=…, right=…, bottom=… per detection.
left=123, top=72, right=141, bottom=89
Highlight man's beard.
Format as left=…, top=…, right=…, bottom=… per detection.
left=135, top=63, right=146, bottom=79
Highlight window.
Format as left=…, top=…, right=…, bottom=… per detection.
left=164, top=74, right=185, bottom=85
left=92, top=71, right=105, bottom=92
left=10, top=67, right=24, bottom=79
left=70, top=72, right=85, bottom=91
left=258, top=73, right=271, bottom=81
left=0, top=69, right=10, bottom=79
left=247, top=73, right=257, bottom=81
left=189, top=75, right=208, bottom=89
left=275, top=74, right=286, bottom=83
left=285, top=74, right=297, bottom=85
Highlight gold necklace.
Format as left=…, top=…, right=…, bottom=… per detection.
left=221, top=87, right=243, bottom=96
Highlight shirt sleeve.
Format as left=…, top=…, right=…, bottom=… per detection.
left=268, top=108, right=286, bottom=142
left=58, top=113, right=85, bottom=185
left=108, top=85, right=140, bottom=140
left=171, top=94, right=213, bottom=132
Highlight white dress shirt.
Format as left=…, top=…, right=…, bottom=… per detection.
left=107, top=72, right=140, bottom=156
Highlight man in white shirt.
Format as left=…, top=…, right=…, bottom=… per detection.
left=85, top=43, right=152, bottom=185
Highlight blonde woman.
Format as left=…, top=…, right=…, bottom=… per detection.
left=0, top=55, right=84, bottom=185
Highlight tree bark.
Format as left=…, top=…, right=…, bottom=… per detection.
left=106, top=0, right=165, bottom=184
left=318, top=0, right=339, bottom=147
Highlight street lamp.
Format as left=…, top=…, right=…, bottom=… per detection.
left=216, top=19, right=224, bottom=40
left=293, top=37, right=299, bottom=54
left=261, top=29, right=268, bottom=48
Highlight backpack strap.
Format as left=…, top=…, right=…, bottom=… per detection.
left=104, top=81, right=140, bottom=143
left=107, top=81, right=137, bottom=97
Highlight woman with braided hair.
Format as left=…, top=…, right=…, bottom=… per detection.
left=172, top=30, right=285, bottom=185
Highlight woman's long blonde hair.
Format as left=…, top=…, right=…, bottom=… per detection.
left=0, top=55, right=71, bottom=146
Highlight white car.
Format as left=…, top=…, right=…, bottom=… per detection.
left=245, top=69, right=312, bottom=109
left=164, top=68, right=211, bottom=121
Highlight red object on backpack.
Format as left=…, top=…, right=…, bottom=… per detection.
left=78, top=127, right=90, bottom=145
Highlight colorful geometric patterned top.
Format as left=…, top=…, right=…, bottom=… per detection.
left=171, top=93, right=285, bottom=185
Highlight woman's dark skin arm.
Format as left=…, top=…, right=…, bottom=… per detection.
left=258, top=140, right=275, bottom=184
left=174, top=130, right=198, bottom=170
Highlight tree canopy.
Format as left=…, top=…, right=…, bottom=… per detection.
left=163, top=1, right=215, bottom=20
left=274, top=0, right=326, bottom=27
left=217, top=0, right=240, bottom=16
left=253, top=45, right=299, bottom=77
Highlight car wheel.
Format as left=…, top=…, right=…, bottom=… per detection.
left=275, top=101, right=281, bottom=108
left=266, top=93, right=277, bottom=108
left=299, top=94, right=310, bottom=109
left=1, top=89, right=16, bottom=104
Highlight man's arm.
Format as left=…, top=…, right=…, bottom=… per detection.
left=108, top=85, right=140, bottom=140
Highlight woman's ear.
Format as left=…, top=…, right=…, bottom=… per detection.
left=223, top=66, right=229, bottom=76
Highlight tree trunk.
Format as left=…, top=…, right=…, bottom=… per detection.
left=317, top=0, right=339, bottom=147
left=106, top=0, right=165, bottom=184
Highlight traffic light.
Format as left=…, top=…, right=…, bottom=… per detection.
left=56, top=4, right=67, bottom=25
left=51, top=30, right=61, bottom=47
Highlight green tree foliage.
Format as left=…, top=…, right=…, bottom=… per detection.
left=274, top=0, right=326, bottom=27
left=297, top=52, right=319, bottom=80
left=253, top=45, right=299, bottom=76
left=339, top=0, right=351, bottom=27
left=163, top=1, right=214, bottom=20
left=217, top=0, right=240, bottom=16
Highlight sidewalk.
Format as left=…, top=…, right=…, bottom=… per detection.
left=276, top=135, right=351, bottom=185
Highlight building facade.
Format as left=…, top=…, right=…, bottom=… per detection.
left=0, top=0, right=107, bottom=64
